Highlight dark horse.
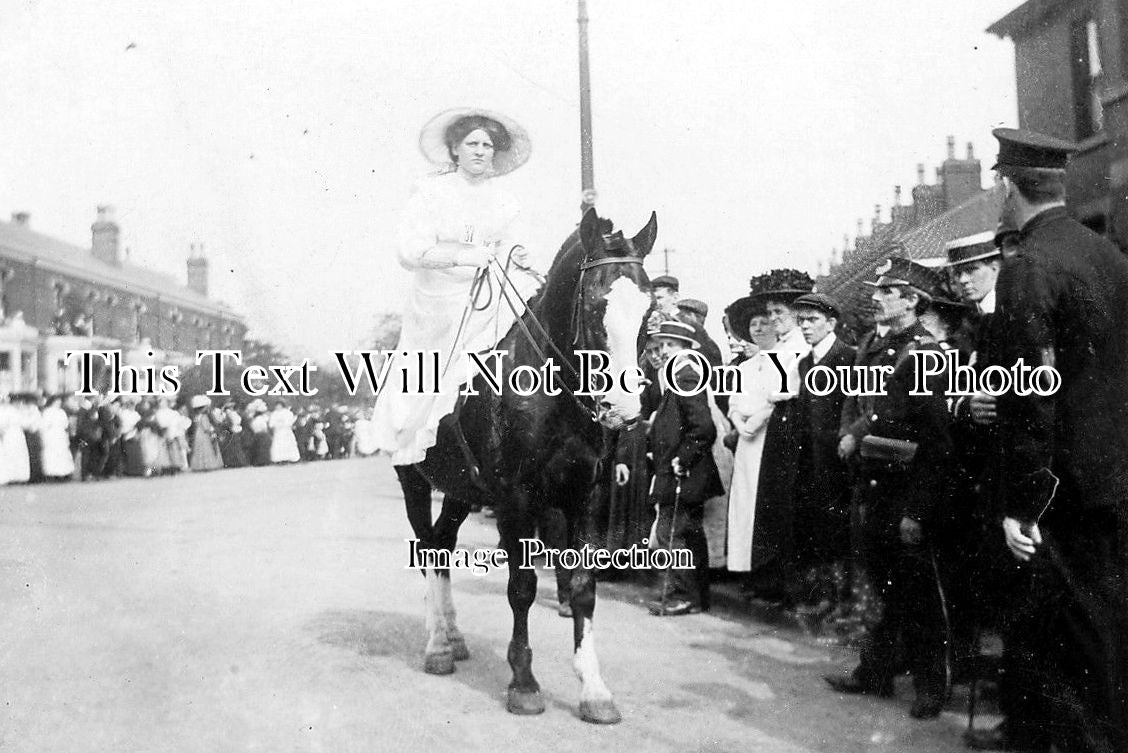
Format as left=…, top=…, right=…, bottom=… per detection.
left=396, top=208, right=656, bottom=724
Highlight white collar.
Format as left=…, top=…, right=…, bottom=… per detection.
left=811, top=333, right=837, bottom=363
left=978, top=289, right=996, bottom=315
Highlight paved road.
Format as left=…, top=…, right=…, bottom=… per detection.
left=0, top=458, right=991, bottom=752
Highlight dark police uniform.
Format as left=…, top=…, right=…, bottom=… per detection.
left=843, top=322, right=953, bottom=707
left=989, top=202, right=1128, bottom=751
left=828, top=257, right=955, bottom=717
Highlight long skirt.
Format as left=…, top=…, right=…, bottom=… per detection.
left=189, top=433, right=224, bottom=471
left=219, top=431, right=248, bottom=468
left=703, top=403, right=733, bottom=568
left=748, top=400, right=802, bottom=584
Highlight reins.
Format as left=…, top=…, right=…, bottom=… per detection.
left=446, top=244, right=644, bottom=422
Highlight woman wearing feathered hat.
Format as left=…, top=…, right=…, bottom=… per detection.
left=372, top=108, right=541, bottom=477
left=742, top=269, right=816, bottom=603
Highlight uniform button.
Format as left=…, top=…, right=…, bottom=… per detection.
left=871, top=414, right=879, bottom=421
left=869, top=479, right=878, bottom=488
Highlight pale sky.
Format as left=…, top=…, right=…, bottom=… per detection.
left=0, top=1, right=1020, bottom=357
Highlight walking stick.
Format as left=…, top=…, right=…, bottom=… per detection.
left=928, top=546, right=954, bottom=704
left=657, top=475, right=683, bottom=614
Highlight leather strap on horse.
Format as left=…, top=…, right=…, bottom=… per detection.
left=490, top=257, right=599, bottom=421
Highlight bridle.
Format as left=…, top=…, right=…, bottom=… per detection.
left=490, top=238, right=645, bottom=423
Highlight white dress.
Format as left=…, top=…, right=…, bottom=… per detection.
left=268, top=407, right=300, bottom=463
left=39, top=405, right=75, bottom=479
left=725, top=352, right=780, bottom=572
left=0, top=403, right=30, bottom=484
left=371, top=170, right=541, bottom=465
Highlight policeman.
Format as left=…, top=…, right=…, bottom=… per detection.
left=826, top=257, right=954, bottom=719
left=979, top=128, right=1128, bottom=752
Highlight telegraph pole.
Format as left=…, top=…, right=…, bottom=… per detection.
left=661, top=247, right=675, bottom=275
left=578, top=0, right=596, bottom=212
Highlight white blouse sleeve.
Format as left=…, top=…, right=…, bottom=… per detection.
left=396, top=180, right=463, bottom=271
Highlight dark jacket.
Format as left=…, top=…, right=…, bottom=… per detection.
left=648, top=362, right=725, bottom=505
left=991, top=206, right=1128, bottom=518
left=795, top=336, right=856, bottom=505
left=851, top=322, right=953, bottom=524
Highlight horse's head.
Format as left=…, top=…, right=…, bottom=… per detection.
left=575, top=208, right=657, bottom=430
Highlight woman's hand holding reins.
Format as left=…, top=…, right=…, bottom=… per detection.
left=455, top=242, right=499, bottom=269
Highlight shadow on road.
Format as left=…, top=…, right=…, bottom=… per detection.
left=305, top=608, right=580, bottom=717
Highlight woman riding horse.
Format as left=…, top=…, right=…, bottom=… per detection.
left=371, top=107, right=540, bottom=472
left=374, top=108, right=658, bottom=725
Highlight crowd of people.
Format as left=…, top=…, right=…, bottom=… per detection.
left=582, top=128, right=1127, bottom=751
left=364, top=105, right=1123, bottom=750
left=0, top=394, right=380, bottom=485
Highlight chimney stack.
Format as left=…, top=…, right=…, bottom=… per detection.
left=917, top=163, right=926, bottom=185
left=893, top=185, right=902, bottom=206
left=11, top=212, right=29, bottom=227
left=947, top=135, right=955, bottom=159
left=967, top=141, right=975, bottom=160
left=92, top=205, right=121, bottom=266
left=187, top=242, right=208, bottom=297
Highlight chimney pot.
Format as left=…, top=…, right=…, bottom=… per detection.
left=11, top=212, right=29, bottom=226
left=917, top=163, right=926, bottom=185
left=947, top=136, right=955, bottom=159
left=967, top=141, right=975, bottom=160
left=92, top=205, right=121, bottom=265
left=894, top=185, right=902, bottom=205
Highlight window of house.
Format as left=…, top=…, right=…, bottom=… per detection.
left=1072, top=16, right=1104, bottom=140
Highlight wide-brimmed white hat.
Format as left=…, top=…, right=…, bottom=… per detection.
left=418, top=107, right=531, bottom=176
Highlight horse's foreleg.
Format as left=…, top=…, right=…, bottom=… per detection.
left=398, top=465, right=462, bottom=674
left=501, top=508, right=544, bottom=715
left=433, top=495, right=471, bottom=661
left=422, top=569, right=455, bottom=674
left=571, top=555, right=621, bottom=724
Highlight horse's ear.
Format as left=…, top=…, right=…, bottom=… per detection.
left=579, top=207, right=601, bottom=254
left=631, top=212, right=658, bottom=258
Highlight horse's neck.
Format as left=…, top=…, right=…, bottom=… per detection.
left=534, top=254, right=583, bottom=359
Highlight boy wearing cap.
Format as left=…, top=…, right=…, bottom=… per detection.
left=646, top=320, right=724, bottom=616
left=826, top=257, right=954, bottom=719
left=789, top=293, right=856, bottom=616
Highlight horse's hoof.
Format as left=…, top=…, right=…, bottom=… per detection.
left=449, top=636, right=470, bottom=661
left=423, top=650, right=455, bottom=675
left=506, top=687, right=545, bottom=715
left=579, top=699, right=622, bottom=725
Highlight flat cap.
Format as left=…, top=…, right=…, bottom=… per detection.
left=650, top=275, right=679, bottom=291
left=945, top=231, right=1000, bottom=266
left=791, top=292, right=841, bottom=318
left=676, top=298, right=708, bottom=317
left=992, top=127, right=1076, bottom=171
